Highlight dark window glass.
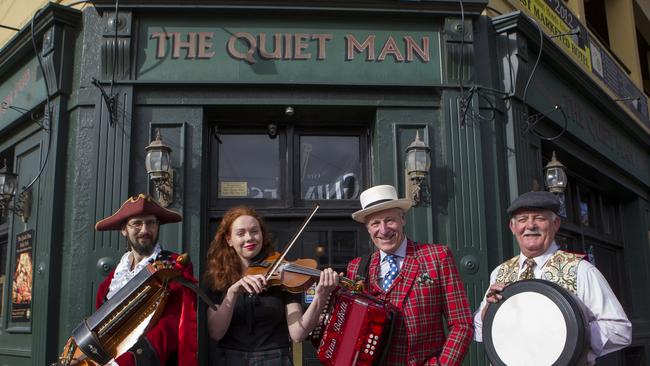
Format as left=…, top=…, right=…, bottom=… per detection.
left=218, top=134, right=280, bottom=199
left=587, top=242, right=622, bottom=299
left=601, top=198, right=619, bottom=237
left=300, top=136, right=361, bottom=201
left=555, top=231, right=582, bottom=254
left=331, top=231, right=356, bottom=268
left=301, top=230, right=329, bottom=268
left=578, top=188, right=592, bottom=227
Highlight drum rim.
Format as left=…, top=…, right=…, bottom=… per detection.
left=482, top=279, right=590, bottom=366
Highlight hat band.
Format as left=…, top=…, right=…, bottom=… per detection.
left=363, top=198, right=393, bottom=209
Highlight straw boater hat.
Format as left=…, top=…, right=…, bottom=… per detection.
left=352, top=185, right=413, bottom=223
left=95, top=194, right=182, bottom=231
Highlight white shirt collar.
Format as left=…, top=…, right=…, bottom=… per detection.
left=380, top=237, right=407, bottom=262
left=518, top=242, right=559, bottom=270
left=107, top=243, right=162, bottom=300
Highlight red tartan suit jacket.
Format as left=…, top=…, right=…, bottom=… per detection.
left=346, top=240, right=473, bottom=366
left=96, top=252, right=198, bottom=366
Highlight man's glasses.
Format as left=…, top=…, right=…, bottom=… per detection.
left=126, top=219, right=159, bottom=230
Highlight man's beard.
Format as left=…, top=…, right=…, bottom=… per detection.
left=127, top=233, right=158, bottom=257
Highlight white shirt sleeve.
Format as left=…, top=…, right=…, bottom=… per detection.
left=576, top=260, right=632, bottom=362
left=473, top=266, right=500, bottom=342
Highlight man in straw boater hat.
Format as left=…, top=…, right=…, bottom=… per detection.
left=346, top=185, right=473, bottom=365
left=93, top=194, right=197, bottom=366
left=473, top=191, right=631, bottom=365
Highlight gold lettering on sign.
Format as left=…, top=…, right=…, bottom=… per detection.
left=293, top=33, right=311, bottom=60
left=405, top=36, right=429, bottom=62
left=227, top=32, right=257, bottom=64
left=150, top=32, right=169, bottom=58
left=149, top=30, right=429, bottom=63
left=377, top=36, right=404, bottom=61
left=346, top=34, right=376, bottom=61
left=172, top=32, right=197, bottom=59
left=197, top=32, right=215, bottom=58
left=258, top=33, right=282, bottom=60
left=312, top=34, right=332, bottom=60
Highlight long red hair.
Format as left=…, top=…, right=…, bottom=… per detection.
left=203, top=206, right=274, bottom=291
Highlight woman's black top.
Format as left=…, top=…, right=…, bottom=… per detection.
left=208, top=286, right=302, bottom=352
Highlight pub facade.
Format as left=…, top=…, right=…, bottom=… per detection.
left=0, top=1, right=647, bottom=365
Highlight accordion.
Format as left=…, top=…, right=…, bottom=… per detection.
left=54, top=255, right=187, bottom=366
left=311, top=288, right=396, bottom=366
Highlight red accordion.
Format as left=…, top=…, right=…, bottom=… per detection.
left=311, top=288, right=396, bottom=366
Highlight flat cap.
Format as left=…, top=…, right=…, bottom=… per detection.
left=507, top=191, right=560, bottom=216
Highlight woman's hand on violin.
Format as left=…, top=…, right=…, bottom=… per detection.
left=314, top=268, right=339, bottom=299
left=228, top=274, right=267, bottom=296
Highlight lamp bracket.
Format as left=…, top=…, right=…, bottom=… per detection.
left=0, top=188, right=32, bottom=223
left=151, top=170, right=174, bottom=207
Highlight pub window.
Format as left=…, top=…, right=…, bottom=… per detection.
left=217, top=133, right=282, bottom=200
left=210, top=121, right=367, bottom=209
left=299, top=135, right=361, bottom=201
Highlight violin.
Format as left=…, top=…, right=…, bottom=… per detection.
left=245, top=252, right=362, bottom=293
left=243, top=204, right=362, bottom=294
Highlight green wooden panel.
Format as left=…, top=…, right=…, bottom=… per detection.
left=0, top=130, right=43, bottom=363
left=136, top=16, right=441, bottom=86
left=438, top=91, right=490, bottom=365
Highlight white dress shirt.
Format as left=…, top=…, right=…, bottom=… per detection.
left=473, top=243, right=632, bottom=365
left=379, top=237, right=407, bottom=279
left=106, top=243, right=162, bottom=300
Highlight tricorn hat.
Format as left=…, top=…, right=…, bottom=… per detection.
left=507, top=191, right=561, bottom=216
left=352, top=185, right=413, bottom=223
left=95, top=194, right=182, bottom=231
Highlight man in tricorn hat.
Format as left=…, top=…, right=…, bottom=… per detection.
left=94, top=194, right=197, bottom=366
left=346, top=185, right=473, bottom=365
left=473, top=191, right=631, bottom=364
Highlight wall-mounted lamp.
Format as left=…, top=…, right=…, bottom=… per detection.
left=545, top=151, right=567, bottom=217
left=0, top=159, right=31, bottom=222
left=145, top=129, right=174, bottom=207
left=405, top=131, right=431, bottom=206
left=544, top=151, right=567, bottom=193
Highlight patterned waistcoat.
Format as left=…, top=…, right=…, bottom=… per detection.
left=494, top=250, right=585, bottom=294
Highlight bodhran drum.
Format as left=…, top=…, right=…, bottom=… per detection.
left=483, top=279, right=590, bottom=366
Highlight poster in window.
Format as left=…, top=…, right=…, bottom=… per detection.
left=11, top=230, right=33, bottom=322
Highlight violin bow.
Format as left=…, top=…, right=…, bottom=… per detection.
left=265, top=203, right=320, bottom=282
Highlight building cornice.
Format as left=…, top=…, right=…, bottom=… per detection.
left=88, top=0, right=487, bottom=16
left=492, top=11, right=650, bottom=146
left=0, top=3, right=81, bottom=79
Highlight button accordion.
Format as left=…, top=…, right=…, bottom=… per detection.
left=311, top=288, right=396, bottom=366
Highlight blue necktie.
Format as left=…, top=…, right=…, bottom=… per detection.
left=383, top=255, right=399, bottom=291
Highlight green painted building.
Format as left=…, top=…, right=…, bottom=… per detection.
left=0, top=1, right=647, bottom=365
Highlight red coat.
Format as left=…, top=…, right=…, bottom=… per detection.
left=96, top=252, right=198, bottom=366
left=347, top=240, right=473, bottom=366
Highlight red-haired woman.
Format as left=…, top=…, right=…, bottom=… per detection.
left=204, top=206, right=338, bottom=365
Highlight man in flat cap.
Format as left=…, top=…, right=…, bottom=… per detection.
left=93, top=194, right=197, bottom=366
left=347, top=185, right=473, bottom=365
left=473, top=191, right=631, bottom=364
